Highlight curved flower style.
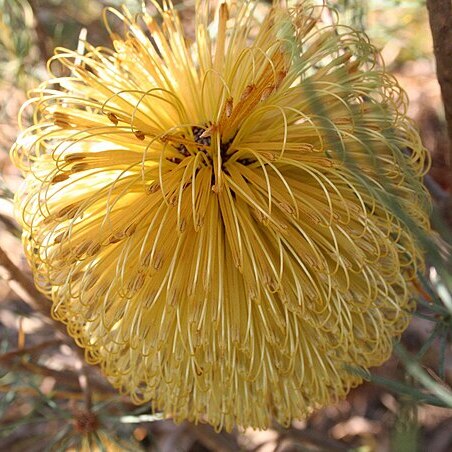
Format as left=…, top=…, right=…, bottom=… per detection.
left=12, top=0, right=430, bottom=430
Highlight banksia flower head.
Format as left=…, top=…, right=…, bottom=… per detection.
left=12, top=0, right=430, bottom=430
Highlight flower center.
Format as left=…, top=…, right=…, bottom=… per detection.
left=168, top=125, right=254, bottom=174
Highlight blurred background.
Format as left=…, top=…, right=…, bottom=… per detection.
left=0, top=0, right=451, bottom=450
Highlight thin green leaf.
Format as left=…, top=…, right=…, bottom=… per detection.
left=395, top=342, right=452, bottom=408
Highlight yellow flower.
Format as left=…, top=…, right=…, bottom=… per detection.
left=12, top=0, right=430, bottom=430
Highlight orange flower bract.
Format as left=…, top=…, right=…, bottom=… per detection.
left=12, top=0, right=430, bottom=430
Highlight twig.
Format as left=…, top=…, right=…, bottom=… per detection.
left=0, top=214, right=20, bottom=237
left=76, top=359, right=93, bottom=411
left=1, top=359, right=84, bottom=390
left=191, top=424, right=241, bottom=451
left=0, top=339, right=62, bottom=363
left=0, top=357, right=115, bottom=395
left=0, top=198, right=20, bottom=237
left=0, top=384, right=115, bottom=401
left=275, top=425, right=349, bottom=452
left=0, top=245, right=68, bottom=337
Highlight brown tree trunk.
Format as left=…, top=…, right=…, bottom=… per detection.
left=427, top=0, right=452, bottom=179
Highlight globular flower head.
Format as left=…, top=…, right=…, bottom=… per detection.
left=12, top=0, right=430, bottom=431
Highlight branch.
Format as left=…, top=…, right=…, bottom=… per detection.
left=427, top=0, right=452, bottom=178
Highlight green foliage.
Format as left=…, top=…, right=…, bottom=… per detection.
left=0, top=0, right=39, bottom=87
